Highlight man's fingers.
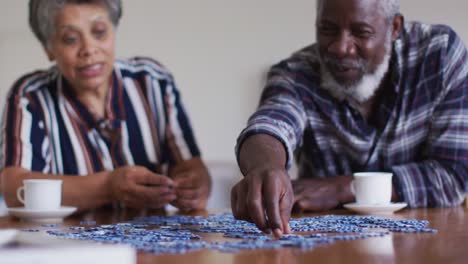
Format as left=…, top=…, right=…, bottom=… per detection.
left=246, top=177, right=268, bottom=233
left=231, top=183, right=239, bottom=218
left=279, top=190, right=293, bottom=234
left=293, top=197, right=322, bottom=212
left=291, top=180, right=305, bottom=200
left=230, top=168, right=292, bottom=237
left=263, top=179, right=283, bottom=235
left=232, top=181, right=251, bottom=222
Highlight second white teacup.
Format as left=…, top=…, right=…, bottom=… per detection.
left=352, top=172, right=393, bottom=205
left=16, top=179, right=62, bottom=210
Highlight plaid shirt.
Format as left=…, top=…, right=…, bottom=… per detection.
left=237, top=21, right=468, bottom=208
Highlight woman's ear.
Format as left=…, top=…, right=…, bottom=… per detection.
left=44, top=47, right=55, bottom=61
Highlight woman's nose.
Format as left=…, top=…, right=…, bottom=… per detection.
left=79, top=36, right=98, bottom=58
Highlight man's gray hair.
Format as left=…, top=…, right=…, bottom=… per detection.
left=29, top=0, right=122, bottom=48
left=316, top=0, right=400, bottom=22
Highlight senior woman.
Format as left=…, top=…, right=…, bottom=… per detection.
left=0, top=0, right=211, bottom=212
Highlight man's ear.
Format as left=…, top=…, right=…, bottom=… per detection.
left=44, top=47, right=55, bottom=61
left=391, top=14, right=404, bottom=41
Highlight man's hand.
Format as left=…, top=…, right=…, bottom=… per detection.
left=169, top=158, right=211, bottom=212
left=231, top=167, right=294, bottom=237
left=109, top=166, right=176, bottom=209
left=292, top=176, right=353, bottom=213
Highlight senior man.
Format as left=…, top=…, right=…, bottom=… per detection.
left=231, top=0, right=468, bottom=236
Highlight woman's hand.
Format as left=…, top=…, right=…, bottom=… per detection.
left=169, top=158, right=211, bottom=212
left=109, top=166, right=176, bottom=209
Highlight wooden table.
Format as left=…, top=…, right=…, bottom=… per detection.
left=1, top=207, right=467, bottom=264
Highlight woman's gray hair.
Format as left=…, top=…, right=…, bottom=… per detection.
left=29, top=0, right=122, bottom=48
left=316, top=0, right=400, bottom=22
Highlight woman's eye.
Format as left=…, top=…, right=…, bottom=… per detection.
left=94, top=29, right=107, bottom=39
left=62, top=35, right=78, bottom=44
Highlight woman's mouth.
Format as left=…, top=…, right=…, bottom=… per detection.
left=77, top=63, right=104, bottom=78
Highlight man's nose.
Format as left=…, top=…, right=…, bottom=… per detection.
left=327, top=31, right=356, bottom=58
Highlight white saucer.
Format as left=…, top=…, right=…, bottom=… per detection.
left=343, top=202, right=407, bottom=214
left=0, top=229, right=18, bottom=247
left=7, top=206, right=77, bottom=223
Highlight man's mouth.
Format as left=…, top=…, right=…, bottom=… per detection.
left=331, top=64, right=359, bottom=73
left=327, top=63, right=361, bottom=83
left=322, top=56, right=366, bottom=85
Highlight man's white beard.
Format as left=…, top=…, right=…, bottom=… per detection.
left=319, top=48, right=391, bottom=103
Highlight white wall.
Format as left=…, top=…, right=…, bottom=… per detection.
left=0, top=0, right=467, bottom=209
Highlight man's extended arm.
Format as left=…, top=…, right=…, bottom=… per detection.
left=231, top=134, right=293, bottom=236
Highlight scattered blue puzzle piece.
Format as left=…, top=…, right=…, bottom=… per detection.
left=41, top=224, right=59, bottom=228
left=21, top=229, right=40, bottom=232
left=80, top=221, right=97, bottom=226
left=46, top=213, right=437, bottom=255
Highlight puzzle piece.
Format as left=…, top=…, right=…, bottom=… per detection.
left=46, top=213, right=437, bottom=255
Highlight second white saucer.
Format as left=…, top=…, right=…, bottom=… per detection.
left=7, top=206, right=77, bottom=223
left=0, top=229, right=18, bottom=247
left=343, top=202, right=408, bottom=214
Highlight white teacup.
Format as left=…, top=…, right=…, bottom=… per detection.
left=351, top=172, right=393, bottom=205
left=16, top=179, right=62, bottom=210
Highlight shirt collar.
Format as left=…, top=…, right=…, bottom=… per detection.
left=57, top=67, right=124, bottom=132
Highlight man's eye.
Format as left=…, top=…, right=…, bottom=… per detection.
left=319, top=27, right=337, bottom=36
left=354, top=30, right=373, bottom=38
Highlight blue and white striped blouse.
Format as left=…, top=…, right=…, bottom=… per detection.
left=0, top=57, right=200, bottom=175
